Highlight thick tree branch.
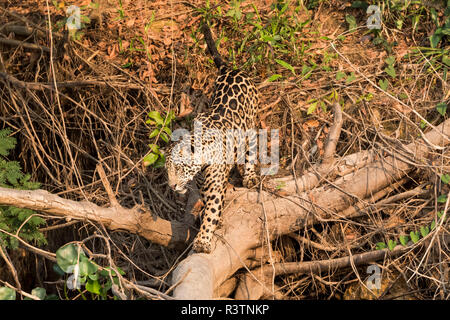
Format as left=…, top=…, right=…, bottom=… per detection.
left=0, top=188, right=194, bottom=249
left=234, top=245, right=410, bottom=299
left=171, top=117, right=450, bottom=299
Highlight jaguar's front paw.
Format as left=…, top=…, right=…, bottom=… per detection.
left=192, top=236, right=212, bottom=253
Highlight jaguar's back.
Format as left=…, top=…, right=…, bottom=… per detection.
left=208, top=68, right=259, bottom=131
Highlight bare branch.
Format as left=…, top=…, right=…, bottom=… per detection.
left=0, top=187, right=193, bottom=249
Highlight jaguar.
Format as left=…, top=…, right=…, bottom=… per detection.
left=165, top=22, right=260, bottom=253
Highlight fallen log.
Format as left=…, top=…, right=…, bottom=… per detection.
left=171, top=117, right=450, bottom=299
left=0, top=188, right=194, bottom=249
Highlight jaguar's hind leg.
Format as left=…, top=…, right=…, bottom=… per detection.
left=242, top=129, right=259, bottom=189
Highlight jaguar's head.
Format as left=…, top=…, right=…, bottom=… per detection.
left=165, top=141, right=201, bottom=194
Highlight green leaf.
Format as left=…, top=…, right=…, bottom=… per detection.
left=441, top=174, right=450, bottom=184
left=115, top=266, right=126, bottom=276
left=420, top=226, right=430, bottom=238
left=384, top=65, right=396, bottom=78
left=52, top=263, right=65, bottom=276
left=345, top=14, right=357, bottom=31
left=399, top=235, right=409, bottom=246
left=346, top=72, right=356, bottom=84
left=388, top=239, right=397, bottom=251
left=430, top=33, right=443, bottom=48
left=81, top=15, right=91, bottom=24
left=162, top=126, right=172, bottom=137
left=56, top=244, right=86, bottom=273
left=99, top=269, right=111, bottom=277
left=437, top=194, right=448, bottom=203
left=78, top=275, right=87, bottom=285
left=79, top=259, right=98, bottom=276
left=437, top=210, right=444, bottom=219
left=443, top=55, right=450, bottom=67
left=379, top=79, right=389, bottom=91
left=430, top=8, right=439, bottom=26
left=431, top=220, right=436, bottom=230
left=147, top=111, right=164, bottom=126
left=121, top=61, right=133, bottom=69
left=412, top=15, right=420, bottom=31
left=275, top=59, right=295, bottom=74
left=164, top=111, right=176, bottom=125
left=148, top=143, right=160, bottom=154
left=301, top=65, right=311, bottom=76
left=0, top=287, right=16, bottom=300
left=436, top=103, right=447, bottom=116
left=0, top=128, right=16, bottom=156
left=31, top=287, right=46, bottom=300
left=153, top=154, right=166, bottom=168
left=268, top=74, right=282, bottom=82
left=101, top=280, right=112, bottom=297
left=385, top=56, right=395, bottom=66
left=160, top=132, right=169, bottom=143
left=376, top=242, right=387, bottom=250
left=89, top=273, right=99, bottom=281
left=86, top=279, right=101, bottom=295
left=410, top=231, right=420, bottom=243
left=143, top=152, right=158, bottom=166
left=445, top=5, right=450, bottom=17
left=336, top=71, right=346, bottom=80
left=306, top=101, right=318, bottom=115
left=149, top=129, right=159, bottom=139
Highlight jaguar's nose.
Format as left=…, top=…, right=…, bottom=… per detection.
left=176, top=186, right=187, bottom=194
left=168, top=182, right=177, bottom=190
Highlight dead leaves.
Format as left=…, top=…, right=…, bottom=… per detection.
left=178, top=93, right=193, bottom=118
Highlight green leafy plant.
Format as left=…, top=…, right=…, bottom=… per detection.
left=436, top=102, right=448, bottom=116
left=429, top=5, right=450, bottom=48
left=378, top=79, right=389, bottom=91
left=144, top=110, right=176, bottom=168
left=201, top=0, right=310, bottom=72
left=0, top=287, right=16, bottom=300
left=376, top=173, right=449, bottom=250
left=410, top=230, right=420, bottom=244
left=376, top=242, right=387, bottom=250
left=0, top=128, right=46, bottom=249
left=345, top=14, right=357, bottom=32
left=53, top=243, right=125, bottom=300
left=227, top=0, right=243, bottom=25
left=116, top=0, right=126, bottom=20
left=53, top=1, right=94, bottom=40
left=384, top=55, right=397, bottom=78
left=0, top=129, right=50, bottom=300
left=306, top=90, right=340, bottom=115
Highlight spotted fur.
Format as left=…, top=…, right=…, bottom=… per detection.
left=165, top=23, right=259, bottom=253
